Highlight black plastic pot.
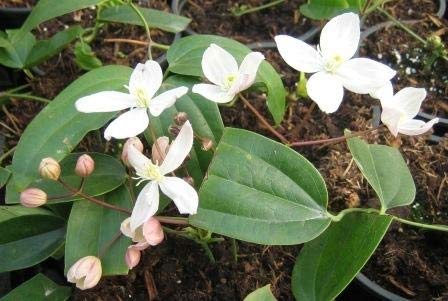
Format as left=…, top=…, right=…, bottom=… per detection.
left=0, top=6, right=32, bottom=30
left=354, top=273, right=410, bottom=301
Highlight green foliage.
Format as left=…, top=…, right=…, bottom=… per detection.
left=0, top=30, right=35, bottom=69
left=292, top=212, right=392, bottom=301
left=74, top=41, right=103, bottom=71
left=346, top=135, right=416, bottom=211
left=0, top=166, right=11, bottom=188
left=99, top=5, right=191, bottom=33
left=6, top=65, right=132, bottom=204
left=0, top=273, right=71, bottom=301
left=0, top=206, right=65, bottom=272
left=244, top=284, right=277, bottom=301
left=167, top=35, right=286, bottom=125
left=65, top=186, right=131, bottom=276
left=190, top=128, right=331, bottom=245
left=300, top=0, right=365, bottom=20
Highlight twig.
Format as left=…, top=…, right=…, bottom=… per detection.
left=0, top=93, right=51, bottom=104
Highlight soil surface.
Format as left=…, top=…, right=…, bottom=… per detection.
left=1, top=0, right=447, bottom=300
left=0, top=0, right=36, bottom=8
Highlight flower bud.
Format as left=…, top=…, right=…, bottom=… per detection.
left=39, top=157, right=61, bottom=180
left=67, top=256, right=102, bottom=290
left=151, top=136, right=169, bottom=165
left=75, top=154, right=95, bottom=177
left=121, top=137, right=144, bottom=166
left=20, top=188, right=47, bottom=207
left=142, top=217, right=164, bottom=246
left=168, top=125, right=180, bottom=137
left=125, top=246, right=141, bottom=269
left=201, top=138, right=214, bottom=151
left=173, top=112, right=189, bottom=126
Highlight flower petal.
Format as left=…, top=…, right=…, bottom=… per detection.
left=319, top=12, right=360, bottom=61
left=159, top=121, right=193, bottom=175
left=120, top=217, right=134, bottom=239
left=192, top=83, right=234, bottom=103
left=159, top=177, right=198, bottom=215
left=202, top=43, right=238, bottom=86
left=381, top=106, right=401, bottom=137
left=104, top=108, right=149, bottom=140
left=233, top=51, right=265, bottom=92
left=369, top=81, right=393, bottom=100
left=75, top=91, right=136, bottom=113
left=129, top=60, right=163, bottom=99
left=336, top=58, right=396, bottom=94
left=130, top=181, right=159, bottom=231
left=275, top=35, right=323, bottom=73
left=149, top=86, right=188, bottom=117
left=306, top=71, right=344, bottom=113
left=127, top=143, right=151, bottom=173
left=392, top=87, right=426, bottom=120
left=398, top=118, right=439, bottom=136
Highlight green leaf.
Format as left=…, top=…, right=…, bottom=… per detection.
left=25, top=26, right=83, bottom=68
left=28, top=153, right=126, bottom=204
left=99, top=5, right=191, bottom=33
left=65, top=186, right=131, bottom=276
left=0, top=166, right=11, bottom=188
left=0, top=30, right=36, bottom=69
left=300, top=0, right=365, bottom=20
left=0, top=206, right=65, bottom=272
left=6, top=65, right=132, bottom=204
left=292, top=212, right=392, bottom=301
left=346, top=135, right=416, bottom=211
left=149, top=75, right=224, bottom=186
left=74, top=41, right=103, bottom=71
left=244, top=284, right=277, bottom=301
left=11, top=0, right=103, bottom=43
left=167, top=35, right=286, bottom=125
left=190, top=128, right=331, bottom=245
left=0, top=273, right=71, bottom=301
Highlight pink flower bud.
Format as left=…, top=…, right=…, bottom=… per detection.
left=125, top=246, right=141, bottom=269
left=67, top=256, right=102, bottom=290
left=151, top=136, right=169, bottom=165
left=121, top=137, right=144, bottom=166
left=38, top=157, right=61, bottom=180
left=20, top=188, right=47, bottom=207
left=142, top=217, right=164, bottom=246
left=75, top=154, right=95, bottom=177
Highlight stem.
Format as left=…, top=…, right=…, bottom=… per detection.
left=289, top=126, right=381, bottom=147
left=149, top=124, right=165, bottom=162
left=155, top=216, right=189, bottom=225
left=129, top=1, right=153, bottom=60
left=230, top=238, right=238, bottom=263
left=104, top=38, right=170, bottom=50
left=58, top=179, right=131, bottom=214
left=233, top=0, right=286, bottom=16
left=239, top=93, right=289, bottom=144
left=0, top=145, right=17, bottom=164
left=328, top=207, right=381, bottom=222
left=393, top=217, right=448, bottom=232
left=0, top=93, right=50, bottom=104
left=200, top=241, right=216, bottom=263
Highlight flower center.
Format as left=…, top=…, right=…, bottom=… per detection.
left=324, top=55, right=344, bottom=73
left=135, top=88, right=150, bottom=108
left=140, top=161, right=164, bottom=182
left=223, top=74, right=237, bottom=90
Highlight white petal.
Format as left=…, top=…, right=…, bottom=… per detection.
left=234, top=52, right=265, bottom=92
left=104, top=108, right=149, bottom=140
left=127, top=143, right=151, bottom=173
left=336, top=58, right=396, bottom=94
left=392, top=87, right=426, bottom=120
left=398, top=118, right=439, bottom=136
left=306, top=71, right=344, bottom=113
left=319, top=12, right=360, bottom=61
left=75, top=91, right=136, bottom=113
left=275, top=35, right=323, bottom=73
left=129, top=60, right=163, bottom=99
left=159, top=177, right=198, bottom=215
left=149, top=86, right=188, bottom=117
left=381, top=106, right=401, bottom=137
left=120, top=217, right=133, bottom=239
left=159, top=121, right=193, bottom=175
left=192, top=83, right=234, bottom=103
left=202, top=43, right=238, bottom=86
left=369, top=81, right=393, bottom=100
left=130, top=181, right=159, bottom=231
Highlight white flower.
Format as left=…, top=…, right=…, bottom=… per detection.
left=275, top=12, right=396, bottom=113
left=127, top=121, right=198, bottom=230
left=75, top=60, right=188, bottom=140
left=380, top=87, right=439, bottom=136
left=67, top=256, right=102, bottom=290
left=192, top=44, right=265, bottom=103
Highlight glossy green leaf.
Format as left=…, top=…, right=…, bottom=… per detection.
left=0, top=166, right=11, bottom=188
left=12, top=0, right=102, bottom=43
left=0, top=30, right=36, bottom=69
left=0, top=206, right=65, bottom=273
left=190, top=128, right=330, bottom=245
left=0, top=273, right=71, bottom=301
left=99, top=5, right=191, bottom=33
left=25, top=26, right=83, bottom=68
left=65, top=186, right=131, bottom=276
left=346, top=135, right=416, bottom=211
left=300, top=0, right=365, bottom=20
left=292, top=212, right=392, bottom=301
left=27, top=153, right=126, bottom=204
left=167, top=35, right=286, bottom=125
left=74, top=41, right=103, bottom=71
left=6, top=65, right=132, bottom=204
left=244, top=284, right=276, bottom=301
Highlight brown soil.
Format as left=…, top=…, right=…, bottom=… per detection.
left=0, top=0, right=36, bottom=8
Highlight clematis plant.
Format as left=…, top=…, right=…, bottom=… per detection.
left=275, top=12, right=396, bottom=113
left=75, top=60, right=188, bottom=140
left=192, top=43, right=265, bottom=103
